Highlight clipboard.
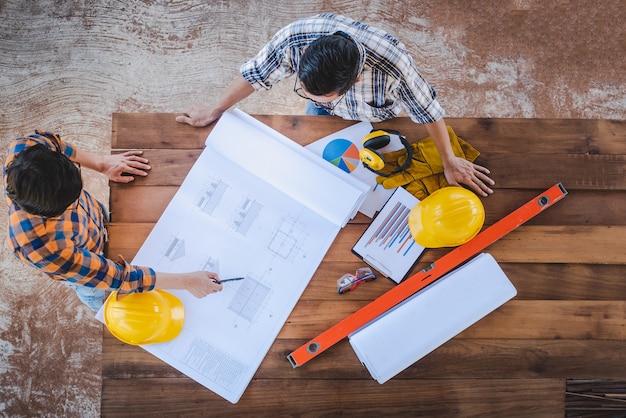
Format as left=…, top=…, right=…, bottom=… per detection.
left=351, top=187, right=425, bottom=283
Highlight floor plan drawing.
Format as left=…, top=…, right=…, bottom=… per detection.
left=267, top=215, right=307, bottom=261
left=227, top=277, right=272, bottom=323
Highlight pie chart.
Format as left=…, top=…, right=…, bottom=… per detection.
left=322, top=138, right=360, bottom=173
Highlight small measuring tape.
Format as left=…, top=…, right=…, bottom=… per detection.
left=337, top=267, right=376, bottom=294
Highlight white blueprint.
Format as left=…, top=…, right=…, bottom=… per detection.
left=98, top=110, right=368, bottom=403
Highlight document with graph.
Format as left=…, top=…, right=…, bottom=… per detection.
left=352, top=187, right=425, bottom=283
left=97, top=109, right=369, bottom=404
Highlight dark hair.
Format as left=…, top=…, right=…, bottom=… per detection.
left=298, top=32, right=361, bottom=96
left=6, top=143, right=82, bottom=217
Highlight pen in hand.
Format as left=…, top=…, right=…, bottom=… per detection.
left=212, top=277, right=246, bottom=284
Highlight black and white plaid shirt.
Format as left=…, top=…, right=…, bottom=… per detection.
left=240, top=13, right=445, bottom=124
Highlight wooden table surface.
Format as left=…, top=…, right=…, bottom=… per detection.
left=103, top=114, right=626, bottom=417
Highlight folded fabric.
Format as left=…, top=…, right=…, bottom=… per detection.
left=375, top=126, right=480, bottom=200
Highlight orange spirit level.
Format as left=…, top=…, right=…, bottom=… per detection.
left=287, top=183, right=567, bottom=368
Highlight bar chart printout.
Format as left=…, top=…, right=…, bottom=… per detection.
left=352, top=187, right=425, bottom=283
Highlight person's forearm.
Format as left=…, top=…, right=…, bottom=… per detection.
left=74, top=148, right=105, bottom=173
left=424, top=118, right=455, bottom=168
left=423, top=117, right=494, bottom=196
left=176, top=74, right=257, bottom=127
left=214, top=74, right=255, bottom=112
left=153, top=271, right=222, bottom=298
left=154, top=272, right=187, bottom=291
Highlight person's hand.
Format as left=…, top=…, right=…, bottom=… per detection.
left=101, top=150, right=151, bottom=183
left=443, top=156, right=495, bottom=197
left=175, top=104, right=224, bottom=127
left=181, top=271, right=223, bottom=298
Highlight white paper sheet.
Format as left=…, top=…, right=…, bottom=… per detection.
left=97, top=109, right=368, bottom=403
left=212, top=111, right=370, bottom=227
left=348, top=253, right=517, bottom=384
left=305, top=121, right=397, bottom=217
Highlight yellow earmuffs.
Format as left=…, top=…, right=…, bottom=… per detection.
left=359, top=129, right=413, bottom=176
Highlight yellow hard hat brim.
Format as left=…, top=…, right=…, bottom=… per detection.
left=408, top=186, right=485, bottom=248
left=156, top=290, right=185, bottom=343
left=408, top=202, right=447, bottom=248
left=104, top=290, right=185, bottom=346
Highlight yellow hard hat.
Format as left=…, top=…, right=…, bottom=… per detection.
left=104, top=290, right=185, bottom=345
left=408, top=186, right=485, bottom=248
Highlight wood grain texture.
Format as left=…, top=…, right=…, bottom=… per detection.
left=102, top=114, right=626, bottom=416
left=108, top=223, right=626, bottom=264
left=103, top=334, right=626, bottom=380
left=101, top=377, right=564, bottom=417
left=111, top=186, right=626, bottom=226
left=1, top=1, right=625, bottom=416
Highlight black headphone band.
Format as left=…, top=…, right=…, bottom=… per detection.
left=363, top=130, right=413, bottom=177
left=393, top=135, right=413, bottom=173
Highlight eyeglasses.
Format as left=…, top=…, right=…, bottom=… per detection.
left=293, top=77, right=346, bottom=111
left=337, top=267, right=376, bottom=294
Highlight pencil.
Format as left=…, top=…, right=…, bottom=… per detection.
left=215, top=277, right=245, bottom=283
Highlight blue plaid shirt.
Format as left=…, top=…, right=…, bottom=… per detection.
left=240, top=13, right=445, bottom=124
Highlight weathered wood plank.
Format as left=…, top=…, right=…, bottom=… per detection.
left=499, top=263, right=626, bottom=300
left=484, top=225, right=626, bottom=264
left=113, top=114, right=626, bottom=155
left=111, top=148, right=626, bottom=190
left=106, top=223, right=153, bottom=260
left=97, top=249, right=626, bottom=302
left=305, top=261, right=626, bottom=301
left=481, top=189, right=626, bottom=226
left=101, top=377, right=563, bottom=417
left=103, top=334, right=626, bottom=380
left=273, top=339, right=626, bottom=380
left=325, top=225, right=626, bottom=264
left=107, top=224, right=626, bottom=265
left=483, top=153, right=626, bottom=189
left=280, top=300, right=626, bottom=340
left=449, top=118, right=626, bottom=154
left=112, top=112, right=213, bottom=149
left=111, top=148, right=202, bottom=187
left=565, top=379, right=626, bottom=416
left=110, top=186, right=626, bottom=226
left=111, top=114, right=356, bottom=149
left=109, top=186, right=178, bottom=223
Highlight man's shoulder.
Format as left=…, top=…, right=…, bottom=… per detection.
left=5, top=132, right=74, bottom=165
left=287, top=13, right=362, bottom=34
left=6, top=132, right=61, bottom=158
left=7, top=208, right=49, bottom=252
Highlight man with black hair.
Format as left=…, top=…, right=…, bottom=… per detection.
left=176, top=13, right=495, bottom=197
left=4, top=131, right=222, bottom=312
